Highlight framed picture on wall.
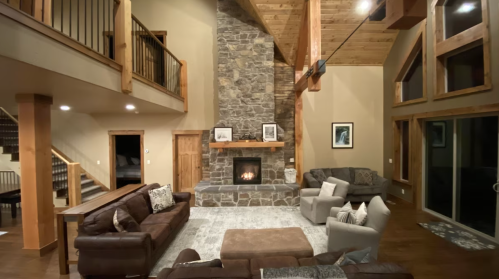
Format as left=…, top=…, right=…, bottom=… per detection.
left=332, top=122, right=354, bottom=149
left=262, top=123, right=278, bottom=142
left=431, top=122, right=446, bottom=148
left=214, top=127, right=233, bottom=142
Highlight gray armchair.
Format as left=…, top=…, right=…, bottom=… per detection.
left=300, top=177, right=349, bottom=224
left=326, top=196, right=390, bottom=259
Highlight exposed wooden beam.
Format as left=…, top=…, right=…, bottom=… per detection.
left=307, top=0, right=321, bottom=92
left=386, top=0, right=427, bottom=30
left=294, top=3, right=308, bottom=80
left=235, top=0, right=293, bottom=66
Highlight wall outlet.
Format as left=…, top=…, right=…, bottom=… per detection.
left=147, top=160, right=151, bottom=164
left=290, top=158, right=295, bottom=163
left=97, top=160, right=100, bottom=165
left=401, top=189, right=405, bottom=195
left=389, top=159, right=392, bottom=163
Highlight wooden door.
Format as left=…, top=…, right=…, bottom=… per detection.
left=175, top=134, right=201, bottom=194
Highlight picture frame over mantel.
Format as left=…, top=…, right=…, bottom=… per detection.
left=262, top=123, right=278, bottom=142
left=214, top=127, right=233, bottom=142
left=332, top=122, right=354, bottom=149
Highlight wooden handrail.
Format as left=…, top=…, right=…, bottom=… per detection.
left=0, top=107, right=18, bottom=124
left=131, top=14, right=182, bottom=64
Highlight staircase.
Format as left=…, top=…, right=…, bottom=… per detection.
left=0, top=107, right=108, bottom=205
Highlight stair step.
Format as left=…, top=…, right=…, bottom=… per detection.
left=81, top=185, right=102, bottom=197
left=81, top=179, right=94, bottom=186
left=82, top=191, right=108, bottom=203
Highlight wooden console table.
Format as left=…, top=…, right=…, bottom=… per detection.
left=57, top=184, right=144, bottom=275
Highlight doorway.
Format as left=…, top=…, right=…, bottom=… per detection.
left=424, top=115, right=499, bottom=241
left=109, top=131, right=144, bottom=190
left=172, top=131, right=202, bottom=194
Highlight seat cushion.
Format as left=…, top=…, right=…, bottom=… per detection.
left=348, top=185, right=383, bottom=195
left=120, top=193, right=150, bottom=224
left=140, top=223, right=171, bottom=249
left=298, top=257, right=317, bottom=266
left=141, top=202, right=189, bottom=229
left=136, top=183, right=161, bottom=213
left=250, top=256, right=299, bottom=275
left=331, top=168, right=352, bottom=183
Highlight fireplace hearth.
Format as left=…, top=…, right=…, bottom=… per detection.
left=233, top=157, right=262, bottom=185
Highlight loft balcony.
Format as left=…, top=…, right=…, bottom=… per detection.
left=0, top=0, right=188, bottom=114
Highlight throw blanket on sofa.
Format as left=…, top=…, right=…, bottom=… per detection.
left=262, top=265, right=347, bottom=279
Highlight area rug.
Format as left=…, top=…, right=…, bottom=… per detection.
left=151, top=207, right=327, bottom=276
left=418, top=222, right=497, bottom=251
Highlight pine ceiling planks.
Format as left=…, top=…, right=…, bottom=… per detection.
left=254, top=0, right=399, bottom=66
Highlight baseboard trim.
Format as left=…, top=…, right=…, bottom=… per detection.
left=24, top=239, right=58, bottom=257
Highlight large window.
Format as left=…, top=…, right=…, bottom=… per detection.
left=393, top=21, right=426, bottom=107
left=393, top=118, right=412, bottom=185
left=432, top=0, right=490, bottom=99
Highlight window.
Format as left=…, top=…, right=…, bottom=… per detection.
left=433, top=0, right=490, bottom=99
left=393, top=21, right=426, bottom=107
left=393, top=118, right=412, bottom=184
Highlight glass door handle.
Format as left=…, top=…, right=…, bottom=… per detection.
left=494, top=183, right=499, bottom=192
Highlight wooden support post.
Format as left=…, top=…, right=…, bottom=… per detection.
left=16, top=93, right=56, bottom=256
left=295, top=91, right=303, bottom=185
left=307, top=0, right=321, bottom=92
left=33, top=0, right=51, bottom=24
left=57, top=214, right=69, bottom=274
left=115, top=0, right=133, bottom=93
left=180, top=60, right=188, bottom=113
left=67, top=163, right=82, bottom=207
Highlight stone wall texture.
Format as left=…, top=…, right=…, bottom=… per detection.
left=210, top=0, right=285, bottom=185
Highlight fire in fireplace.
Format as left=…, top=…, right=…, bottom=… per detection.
left=233, top=157, right=262, bottom=185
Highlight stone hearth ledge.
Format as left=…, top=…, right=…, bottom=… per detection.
left=195, top=181, right=300, bottom=207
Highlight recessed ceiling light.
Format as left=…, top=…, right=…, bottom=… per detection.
left=357, top=0, right=372, bottom=14
left=456, top=3, right=476, bottom=13
left=126, top=104, right=136, bottom=110
left=60, top=105, right=71, bottom=111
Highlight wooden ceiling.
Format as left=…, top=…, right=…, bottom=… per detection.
left=253, top=0, right=399, bottom=66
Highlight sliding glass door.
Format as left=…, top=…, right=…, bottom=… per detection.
left=425, top=115, right=499, bottom=240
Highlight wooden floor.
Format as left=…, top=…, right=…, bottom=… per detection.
left=0, top=196, right=498, bottom=279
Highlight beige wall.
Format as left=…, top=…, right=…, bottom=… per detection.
left=383, top=0, right=499, bottom=202
left=51, top=0, right=218, bottom=188
left=303, top=66, right=384, bottom=174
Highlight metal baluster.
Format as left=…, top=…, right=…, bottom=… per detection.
left=132, top=21, right=135, bottom=71
left=69, top=0, right=72, bottom=37
left=102, top=0, right=105, bottom=54
left=77, top=0, right=80, bottom=41
left=61, top=0, right=64, bottom=33
left=91, top=0, right=93, bottom=49
left=42, top=0, right=44, bottom=22
left=85, top=0, right=87, bottom=45
left=51, top=0, right=54, bottom=27
left=97, top=0, right=99, bottom=52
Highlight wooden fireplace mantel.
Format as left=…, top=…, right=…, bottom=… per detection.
left=209, top=141, right=285, bottom=152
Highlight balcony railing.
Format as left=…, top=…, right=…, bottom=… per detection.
left=132, top=15, right=182, bottom=96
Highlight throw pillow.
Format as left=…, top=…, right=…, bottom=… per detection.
left=338, top=247, right=372, bottom=266
left=354, top=169, right=374, bottom=185
left=131, top=157, right=140, bottom=165
left=319, top=181, right=336, bottom=197
left=149, top=185, right=175, bottom=214
left=310, top=169, right=328, bottom=184
left=336, top=202, right=356, bottom=224
left=356, top=202, right=368, bottom=226
left=173, top=259, right=223, bottom=268
left=113, top=208, right=141, bottom=233
left=116, top=154, right=128, bottom=167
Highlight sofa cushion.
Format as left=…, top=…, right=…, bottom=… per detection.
left=136, top=183, right=161, bottom=213
left=354, top=169, right=374, bottom=186
left=140, top=223, right=171, bottom=249
left=310, top=169, right=327, bottom=185
left=141, top=203, right=188, bottom=228
left=80, top=201, right=128, bottom=235
left=331, top=168, right=352, bottom=183
left=120, top=193, right=150, bottom=224
left=322, top=168, right=333, bottom=178
left=348, top=185, right=383, bottom=195
left=250, top=256, right=299, bottom=276
left=298, top=257, right=317, bottom=266
left=350, top=168, right=371, bottom=182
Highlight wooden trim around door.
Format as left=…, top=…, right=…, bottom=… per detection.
left=172, top=130, right=203, bottom=193
left=109, top=130, right=145, bottom=191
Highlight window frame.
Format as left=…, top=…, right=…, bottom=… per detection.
left=393, top=20, right=427, bottom=108
left=393, top=116, right=413, bottom=186
left=432, top=0, right=491, bottom=100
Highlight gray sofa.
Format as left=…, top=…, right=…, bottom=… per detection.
left=303, top=167, right=388, bottom=202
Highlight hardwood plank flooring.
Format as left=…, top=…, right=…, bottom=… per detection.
left=0, top=196, right=498, bottom=278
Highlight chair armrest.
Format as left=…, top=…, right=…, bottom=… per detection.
left=173, top=192, right=191, bottom=204
left=304, top=172, right=321, bottom=188
left=313, top=196, right=345, bottom=213
left=173, top=249, right=201, bottom=266
left=300, top=188, right=321, bottom=197
left=330, top=207, right=341, bottom=217
left=75, top=232, right=152, bottom=251
left=327, top=221, right=380, bottom=254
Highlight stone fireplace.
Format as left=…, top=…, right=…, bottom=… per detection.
left=233, top=157, right=261, bottom=184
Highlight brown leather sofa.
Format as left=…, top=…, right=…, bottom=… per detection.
left=75, top=183, right=191, bottom=279
left=157, top=249, right=414, bottom=279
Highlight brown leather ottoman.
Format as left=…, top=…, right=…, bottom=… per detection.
left=220, top=227, right=314, bottom=260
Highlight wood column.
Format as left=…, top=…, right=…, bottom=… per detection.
left=295, top=91, right=303, bottom=185
left=115, top=0, right=133, bottom=93
left=180, top=60, right=188, bottom=113
left=16, top=93, right=56, bottom=257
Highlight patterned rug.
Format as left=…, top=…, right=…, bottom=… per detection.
left=418, top=222, right=497, bottom=251
left=151, top=206, right=327, bottom=276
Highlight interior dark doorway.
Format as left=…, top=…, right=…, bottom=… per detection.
left=109, top=131, right=144, bottom=190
